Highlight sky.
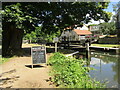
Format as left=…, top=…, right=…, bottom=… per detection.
left=87, top=1, right=120, bottom=25
left=104, top=2, right=117, bottom=14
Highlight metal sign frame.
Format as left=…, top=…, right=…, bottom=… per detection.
left=31, top=46, right=47, bottom=68
left=53, top=37, right=59, bottom=43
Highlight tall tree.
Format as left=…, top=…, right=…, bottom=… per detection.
left=99, top=22, right=116, bottom=35
left=2, top=2, right=111, bottom=57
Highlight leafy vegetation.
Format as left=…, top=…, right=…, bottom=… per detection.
left=47, top=52, right=106, bottom=88
left=2, top=2, right=111, bottom=57
left=23, top=26, right=61, bottom=42
left=99, top=22, right=116, bottom=35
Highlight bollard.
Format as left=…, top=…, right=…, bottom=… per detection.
left=55, top=42, right=57, bottom=52
left=86, top=42, right=91, bottom=60
left=86, top=42, right=90, bottom=51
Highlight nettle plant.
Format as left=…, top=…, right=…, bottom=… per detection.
left=48, top=52, right=106, bottom=88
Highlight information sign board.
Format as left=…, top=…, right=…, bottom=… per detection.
left=53, top=37, right=59, bottom=43
left=31, top=46, right=46, bottom=65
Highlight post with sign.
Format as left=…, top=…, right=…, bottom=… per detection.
left=53, top=37, right=59, bottom=52
left=55, top=43, right=57, bottom=52
left=31, top=46, right=46, bottom=68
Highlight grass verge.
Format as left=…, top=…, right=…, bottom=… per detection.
left=91, top=44, right=119, bottom=48
left=0, top=56, right=14, bottom=64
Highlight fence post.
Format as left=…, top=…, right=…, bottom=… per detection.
left=86, top=42, right=91, bottom=60
left=55, top=42, right=57, bottom=52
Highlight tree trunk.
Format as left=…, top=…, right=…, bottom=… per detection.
left=2, top=22, right=24, bottom=57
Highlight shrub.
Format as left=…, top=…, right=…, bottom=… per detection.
left=47, top=52, right=106, bottom=88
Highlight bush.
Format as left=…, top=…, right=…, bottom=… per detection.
left=47, top=52, right=106, bottom=88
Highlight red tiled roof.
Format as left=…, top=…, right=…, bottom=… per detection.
left=73, top=29, right=92, bottom=35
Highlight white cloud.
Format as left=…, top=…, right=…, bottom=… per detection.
left=79, top=25, right=89, bottom=30
left=90, top=58, right=106, bottom=65
left=112, top=12, right=116, bottom=15
left=86, top=11, right=116, bottom=25
left=86, top=19, right=105, bottom=25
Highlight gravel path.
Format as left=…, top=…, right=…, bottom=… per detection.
left=0, top=55, right=55, bottom=88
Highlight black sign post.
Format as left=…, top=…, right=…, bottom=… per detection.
left=31, top=46, right=46, bottom=68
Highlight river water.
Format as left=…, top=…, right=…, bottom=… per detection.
left=76, top=50, right=119, bottom=88
left=89, top=51, right=119, bottom=88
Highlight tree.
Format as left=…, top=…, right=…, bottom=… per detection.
left=23, top=26, right=61, bottom=43
left=2, top=3, right=38, bottom=56
left=23, top=31, right=37, bottom=43
left=99, top=22, right=116, bottom=35
left=2, top=2, right=111, bottom=57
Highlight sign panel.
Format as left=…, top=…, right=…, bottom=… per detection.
left=31, top=46, right=46, bottom=64
left=53, top=37, right=59, bottom=42
left=90, top=26, right=100, bottom=31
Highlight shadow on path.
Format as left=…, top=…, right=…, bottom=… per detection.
left=25, top=65, right=44, bottom=69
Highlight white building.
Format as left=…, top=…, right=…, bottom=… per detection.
left=89, top=25, right=100, bottom=35
left=60, top=26, right=92, bottom=41
left=76, top=24, right=89, bottom=30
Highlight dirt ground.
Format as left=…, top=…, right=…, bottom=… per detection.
left=0, top=45, right=55, bottom=88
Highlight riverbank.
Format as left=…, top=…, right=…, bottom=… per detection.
left=91, top=44, right=119, bottom=48
left=90, top=44, right=119, bottom=54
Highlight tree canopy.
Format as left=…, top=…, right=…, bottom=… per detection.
left=2, top=2, right=112, bottom=33
left=99, top=22, right=116, bottom=35
left=2, top=2, right=112, bottom=56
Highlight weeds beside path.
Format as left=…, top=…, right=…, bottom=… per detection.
left=47, top=52, right=106, bottom=88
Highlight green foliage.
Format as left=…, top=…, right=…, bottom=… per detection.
left=2, top=3, right=37, bottom=31
left=2, top=2, right=112, bottom=56
left=35, top=26, right=61, bottom=42
left=0, top=57, right=10, bottom=64
left=0, top=29, right=2, bottom=39
left=23, top=26, right=61, bottom=42
left=88, top=24, right=98, bottom=26
left=99, top=22, right=116, bottom=35
left=112, top=1, right=120, bottom=23
left=48, top=52, right=106, bottom=88
left=23, top=31, right=37, bottom=42
left=2, top=2, right=111, bottom=34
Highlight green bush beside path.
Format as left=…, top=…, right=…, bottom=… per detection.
left=47, top=52, right=106, bottom=88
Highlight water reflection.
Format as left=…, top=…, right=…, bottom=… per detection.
left=88, top=51, right=119, bottom=88
left=76, top=51, right=119, bottom=88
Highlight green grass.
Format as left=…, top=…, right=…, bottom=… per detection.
left=0, top=56, right=13, bottom=64
left=91, top=44, right=119, bottom=48
left=58, top=49, right=75, bottom=55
